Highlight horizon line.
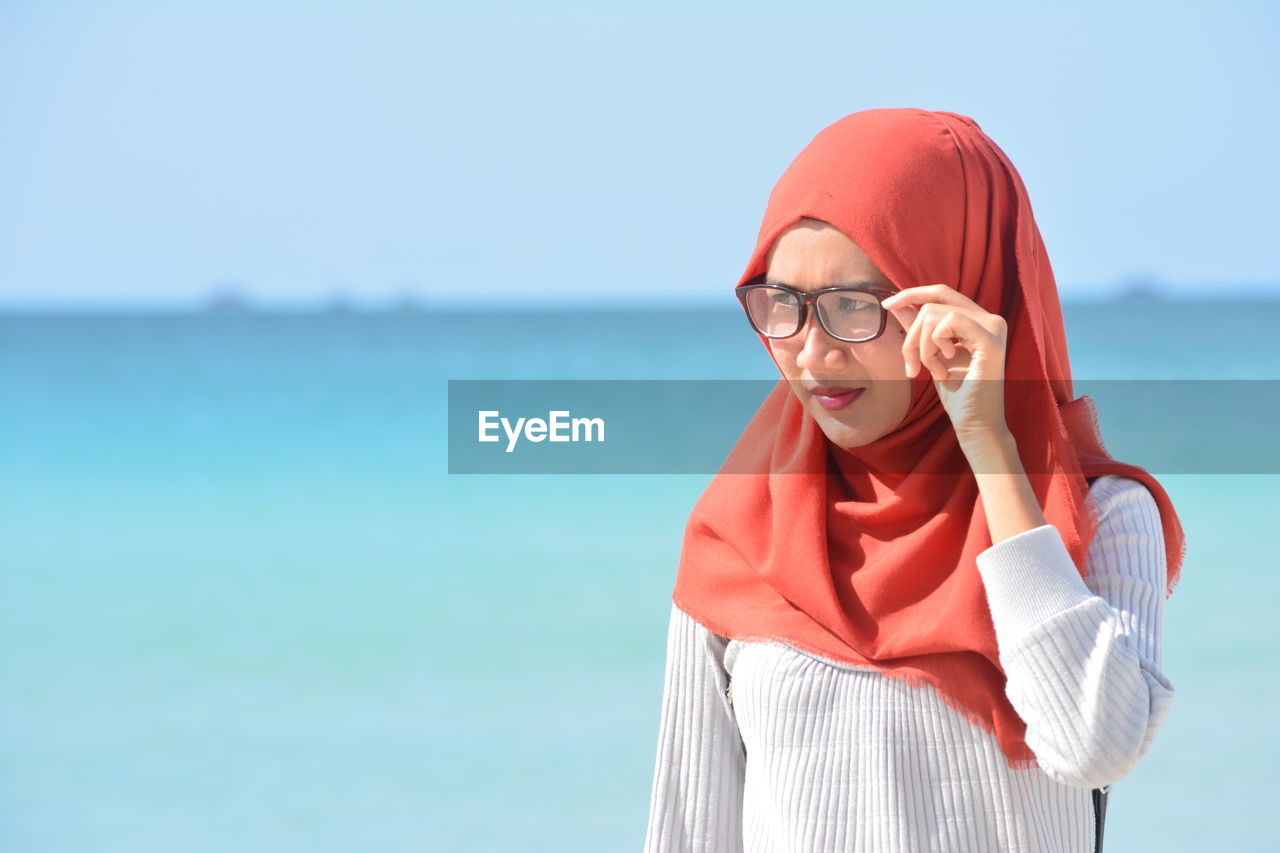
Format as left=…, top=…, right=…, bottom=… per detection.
left=2, top=285, right=1280, bottom=313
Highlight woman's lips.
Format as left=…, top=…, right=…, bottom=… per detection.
left=811, top=386, right=864, bottom=411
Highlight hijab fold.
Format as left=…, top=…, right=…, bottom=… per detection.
left=671, top=108, right=1186, bottom=770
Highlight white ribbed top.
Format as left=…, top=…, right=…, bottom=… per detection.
left=644, top=475, right=1175, bottom=853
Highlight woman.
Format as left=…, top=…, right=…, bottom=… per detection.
left=643, top=109, right=1185, bottom=853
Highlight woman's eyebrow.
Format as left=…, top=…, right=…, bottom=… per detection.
left=763, top=277, right=885, bottom=292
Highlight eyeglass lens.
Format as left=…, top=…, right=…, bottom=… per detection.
left=743, top=287, right=883, bottom=342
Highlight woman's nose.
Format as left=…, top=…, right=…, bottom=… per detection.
left=793, top=313, right=849, bottom=370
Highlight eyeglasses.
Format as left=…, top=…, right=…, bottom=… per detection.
left=735, top=277, right=900, bottom=343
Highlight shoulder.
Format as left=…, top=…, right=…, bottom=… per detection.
left=1083, top=475, right=1166, bottom=570
left=671, top=602, right=733, bottom=658
left=1085, top=474, right=1160, bottom=522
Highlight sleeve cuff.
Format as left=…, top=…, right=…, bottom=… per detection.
left=976, top=523, right=1097, bottom=646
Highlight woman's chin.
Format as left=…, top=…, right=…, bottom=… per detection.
left=815, top=415, right=882, bottom=449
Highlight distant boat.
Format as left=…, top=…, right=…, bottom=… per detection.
left=203, top=285, right=252, bottom=313
left=323, top=292, right=356, bottom=313
left=1115, top=275, right=1163, bottom=301
left=389, top=293, right=426, bottom=313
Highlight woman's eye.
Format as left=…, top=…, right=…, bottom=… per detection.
left=838, top=296, right=873, bottom=311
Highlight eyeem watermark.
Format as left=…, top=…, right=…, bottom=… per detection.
left=449, top=379, right=1280, bottom=474
left=478, top=410, right=605, bottom=453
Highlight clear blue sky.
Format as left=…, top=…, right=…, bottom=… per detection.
left=1, top=0, right=1276, bottom=307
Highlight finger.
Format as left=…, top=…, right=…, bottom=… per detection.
left=920, top=329, right=949, bottom=382
left=884, top=296, right=986, bottom=356
left=936, top=309, right=1003, bottom=358
left=914, top=305, right=949, bottom=382
left=930, top=315, right=957, bottom=359
left=932, top=316, right=977, bottom=381
left=931, top=314, right=963, bottom=361
left=881, top=284, right=983, bottom=314
left=890, top=298, right=988, bottom=327
left=922, top=348, right=948, bottom=382
left=897, top=304, right=927, bottom=378
left=911, top=303, right=952, bottom=376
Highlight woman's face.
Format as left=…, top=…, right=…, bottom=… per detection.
left=762, top=219, right=912, bottom=449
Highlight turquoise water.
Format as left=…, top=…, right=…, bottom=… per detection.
left=2, top=302, right=1278, bottom=852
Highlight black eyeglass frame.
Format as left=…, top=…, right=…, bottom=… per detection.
left=734, top=277, right=901, bottom=343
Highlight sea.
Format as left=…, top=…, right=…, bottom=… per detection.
left=2, top=298, right=1277, bottom=852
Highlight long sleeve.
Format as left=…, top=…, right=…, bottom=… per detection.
left=975, top=474, right=1176, bottom=790
left=644, top=602, right=747, bottom=853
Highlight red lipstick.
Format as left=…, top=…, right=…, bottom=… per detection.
left=810, top=386, right=864, bottom=411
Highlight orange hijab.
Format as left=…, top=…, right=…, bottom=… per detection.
left=671, top=108, right=1186, bottom=770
